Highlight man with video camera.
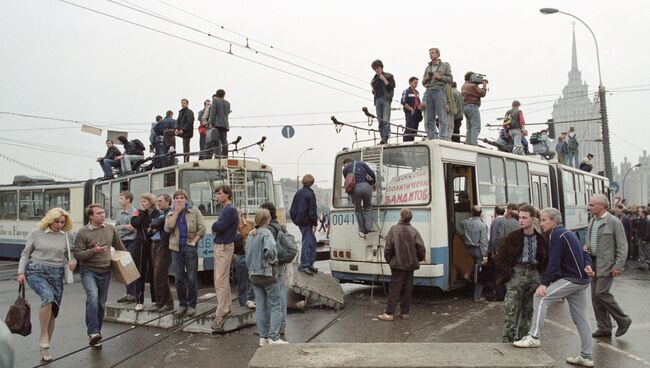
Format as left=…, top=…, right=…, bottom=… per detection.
left=461, top=72, right=488, bottom=146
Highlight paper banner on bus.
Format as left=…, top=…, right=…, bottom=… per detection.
left=383, top=169, right=429, bottom=205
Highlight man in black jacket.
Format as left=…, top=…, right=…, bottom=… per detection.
left=289, top=174, right=318, bottom=275
left=115, top=136, right=145, bottom=175
left=176, top=99, right=195, bottom=163
left=97, top=139, right=121, bottom=179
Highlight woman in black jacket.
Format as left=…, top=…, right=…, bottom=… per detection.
left=131, top=193, right=160, bottom=310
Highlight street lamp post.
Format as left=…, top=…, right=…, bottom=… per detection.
left=622, top=163, right=642, bottom=200
left=297, top=147, right=314, bottom=190
left=540, top=8, right=613, bottom=181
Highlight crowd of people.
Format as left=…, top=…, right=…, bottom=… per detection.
left=96, top=91, right=232, bottom=179
left=374, top=194, right=645, bottom=367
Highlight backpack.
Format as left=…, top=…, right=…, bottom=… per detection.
left=133, top=139, right=146, bottom=152
left=568, top=135, right=579, bottom=150
left=529, top=132, right=542, bottom=145
left=269, top=222, right=298, bottom=264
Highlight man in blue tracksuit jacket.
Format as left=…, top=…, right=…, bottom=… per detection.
left=513, top=207, right=595, bottom=367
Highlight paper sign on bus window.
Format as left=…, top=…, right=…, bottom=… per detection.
left=383, top=169, right=429, bottom=205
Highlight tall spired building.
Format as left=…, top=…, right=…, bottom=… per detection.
left=551, top=28, right=603, bottom=173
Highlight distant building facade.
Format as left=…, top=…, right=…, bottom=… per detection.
left=614, top=151, right=650, bottom=205
left=550, top=29, right=603, bottom=173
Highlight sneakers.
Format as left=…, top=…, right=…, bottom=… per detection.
left=89, top=333, right=102, bottom=346
left=268, top=338, right=289, bottom=345
left=174, top=307, right=188, bottom=317
left=566, top=355, right=594, bottom=367
left=246, top=300, right=256, bottom=309
left=513, top=335, right=541, bottom=348
left=186, top=307, right=196, bottom=317
left=377, top=313, right=394, bottom=321
left=135, top=304, right=143, bottom=311
left=258, top=338, right=269, bottom=347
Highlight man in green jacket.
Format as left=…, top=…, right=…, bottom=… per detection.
left=586, top=194, right=632, bottom=338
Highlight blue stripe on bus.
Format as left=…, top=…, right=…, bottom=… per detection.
left=331, top=271, right=443, bottom=287
left=430, top=247, right=448, bottom=289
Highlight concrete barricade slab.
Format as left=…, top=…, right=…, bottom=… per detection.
left=248, top=343, right=557, bottom=368
left=105, top=301, right=255, bottom=334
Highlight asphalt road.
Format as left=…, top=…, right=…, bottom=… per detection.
left=1, top=259, right=649, bottom=368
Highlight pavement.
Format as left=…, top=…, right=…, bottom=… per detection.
left=1, top=259, right=649, bottom=368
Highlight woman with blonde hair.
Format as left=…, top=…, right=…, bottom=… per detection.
left=17, top=208, right=76, bottom=361
left=246, top=209, right=287, bottom=346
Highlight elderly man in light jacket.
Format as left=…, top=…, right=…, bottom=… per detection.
left=586, top=194, right=631, bottom=339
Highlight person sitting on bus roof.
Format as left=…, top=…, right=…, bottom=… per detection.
left=579, top=153, right=594, bottom=172
left=114, top=136, right=145, bottom=175
left=341, top=158, right=377, bottom=235
left=531, top=129, right=555, bottom=160
left=97, top=139, right=121, bottom=179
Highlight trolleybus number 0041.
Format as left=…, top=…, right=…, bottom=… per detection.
left=331, top=214, right=355, bottom=226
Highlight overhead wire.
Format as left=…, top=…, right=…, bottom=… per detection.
left=0, top=152, right=80, bottom=181
left=55, top=0, right=370, bottom=101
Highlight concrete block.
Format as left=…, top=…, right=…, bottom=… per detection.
left=248, top=343, right=557, bottom=368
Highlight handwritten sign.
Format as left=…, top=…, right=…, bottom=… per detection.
left=383, top=169, right=429, bottom=205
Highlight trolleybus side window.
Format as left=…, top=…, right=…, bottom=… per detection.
left=380, top=146, right=430, bottom=206
left=563, top=171, right=576, bottom=206
left=0, top=191, right=18, bottom=220
left=531, top=176, right=541, bottom=208
left=19, top=190, right=44, bottom=219
left=540, top=176, right=550, bottom=208
left=44, top=189, right=70, bottom=212
left=151, top=172, right=176, bottom=197
left=477, top=155, right=506, bottom=205
left=110, top=181, right=128, bottom=219
left=129, top=176, right=149, bottom=202
left=95, top=184, right=110, bottom=215
left=505, top=160, right=530, bottom=204
left=575, top=174, right=586, bottom=206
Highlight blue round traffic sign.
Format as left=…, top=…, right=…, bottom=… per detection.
left=281, top=125, right=295, bottom=139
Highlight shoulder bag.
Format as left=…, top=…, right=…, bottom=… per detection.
left=344, top=161, right=356, bottom=194
left=5, top=284, right=31, bottom=336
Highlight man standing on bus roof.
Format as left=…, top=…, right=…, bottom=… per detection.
left=422, top=47, right=453, bottom=140
left=586, top=194, right=632, bottom=339
left=73, top=204, right=126, bottom=349
left=211, top=185, right=239, bottom=331
left=496, top=204, right=548, bottom=343
left=370, top=59, right=396, bottom=145
left=156, top=110, right=177, bottom=166
left=290, top=174, right=319, bottom=276
left=461, top=205, right=489, bottom=301
left=197, top=99, right=211, bottom=160
left=208, top=89, right=231, bottom=158
left=513, top=207, right=595, bottom=368
left=400, top=77, right=422, bottom=142
left=461, top=71, right=488, bottom=146
left=176, top=99, right=195, bottom=163
left=115, top=191, right=138, bottom=305
left=505, top=100, right=526, bottom=155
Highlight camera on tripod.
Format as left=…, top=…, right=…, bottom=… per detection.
left=469, top=73, right=488, bottom=84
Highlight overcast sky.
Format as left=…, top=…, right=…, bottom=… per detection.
left=1, top=0, right=648, bottom=187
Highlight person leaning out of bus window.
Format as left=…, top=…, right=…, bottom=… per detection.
left=164, top=189, right=206, bottom=318
left=341, top=158, right=377, bottom=235
left=130, top=193, right=160, bottom=311
left=17, top=208, right=76, bottom=361
left=378, top=208, right=426, bottom=321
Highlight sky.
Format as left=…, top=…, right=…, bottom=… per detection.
left=1, top=0, right=649, bottom=188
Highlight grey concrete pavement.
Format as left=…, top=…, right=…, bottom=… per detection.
left=0, top=260, right=648, bottom=368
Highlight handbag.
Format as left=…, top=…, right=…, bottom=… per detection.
left=5, top=284, right=31, bottom=336
left=344, top=161, right=356, bottom=194
left=64, top=232, right=74, bottom=284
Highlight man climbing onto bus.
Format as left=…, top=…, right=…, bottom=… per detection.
left=290, top=174, right=319, bottom=275
left=341, top=158, right=377, bottom=235
left=496, top=204, right=548, bottom=343
left=460, top=205, right=489, bottom=302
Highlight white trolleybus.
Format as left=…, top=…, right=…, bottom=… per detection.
left=0, top=158, right=285, bottom=272
left=328, top=140, right=610, bottom=290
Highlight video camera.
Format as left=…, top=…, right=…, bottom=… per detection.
left=469, top=73, right=488, bottom=85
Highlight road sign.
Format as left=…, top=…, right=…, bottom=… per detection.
left=610, top=181, right=619, bottom=193
left=281, top=125, right=295, bottom=139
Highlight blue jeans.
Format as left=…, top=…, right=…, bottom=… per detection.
left=124, top=239, right=141, bottom=299
left=99, top=159, right=115, bottom=177
left=153, top=141, right=164, bottom=168
left=567, top=149, right=579, bottom=168
left=252, top=282, right=282, bottom=341
left=375, top=96, right=391, bottom=142
left=120, top=155, right=144, bottom=172
left=234, top=255, right=254, bottom=306
left=199, top=134, right=206, bottom=160
left=423, top=88, right=448, bottom=140
left=352, top=182, right=374, bottom=233
left=80, top=266, right=111, bottom=336
left=299, top=226, right=317, bottom=269
left=510, top=129, right=524, bottom=155
left=171, top=246, right=198, bottom=308
left=277, top=265, right=287, bottom=328
left=463, top=104, right=481, bottom=145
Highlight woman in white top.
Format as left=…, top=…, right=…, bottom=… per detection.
left=17, top=208, right=76, bottom=362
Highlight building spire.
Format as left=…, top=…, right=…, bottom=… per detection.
left=571, top=23, right=579, bottom=72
